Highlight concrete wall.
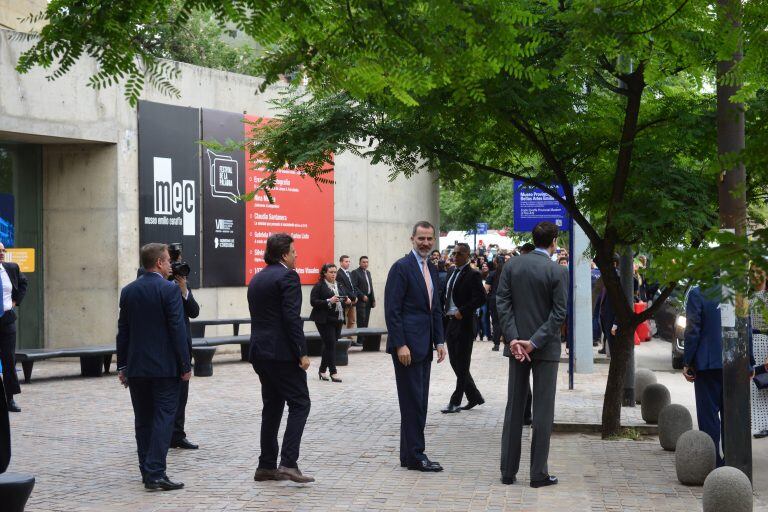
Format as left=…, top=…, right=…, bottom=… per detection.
left=0, top=28, right=439, bottom=346
left=0, top=0, right=47, bottom=33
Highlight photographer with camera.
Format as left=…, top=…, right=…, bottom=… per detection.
left=309, top=263, right=352, bottom=383
left=138, top=243, right=200, bottom=450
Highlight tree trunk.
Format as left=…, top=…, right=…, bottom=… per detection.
left=601, top=327, right=634, bottom=437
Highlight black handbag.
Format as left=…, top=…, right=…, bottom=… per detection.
left=754, top=365, right=768, bottom=390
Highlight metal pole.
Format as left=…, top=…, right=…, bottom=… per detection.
left=717, top=0, right=751, bottom=482
left=568, top=211, right=575, bottom=390
left=621, top=247, right=635, bottom=406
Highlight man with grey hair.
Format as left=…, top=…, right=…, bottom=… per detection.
left=385, top=221, right=447, bottom=472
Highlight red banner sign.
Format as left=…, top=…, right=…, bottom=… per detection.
left=245, top=116, right=335, bottom=284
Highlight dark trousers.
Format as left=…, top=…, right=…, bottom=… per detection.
left=392, top=354, right=431, bottom=465
left=592, top=300, right=603, bottom=343
left=694, top=369, right=724, bottom=467
left=356, top=301, right=372, bottom=328
left=252, top=359, right=310, bottom=469
left=501, top=358, right=558, bottom=481
left=128, top=377, right=180, bottom=480
left=171, top=380, right=189, bottom=444
left=490, top=300, right=501, bottom=348
left=315, top=320, right=341, bottom=375
left=0, top=320, right=20, bottom=400
left=446, top=318, right=483, bottom=406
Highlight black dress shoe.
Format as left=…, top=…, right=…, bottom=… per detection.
left=501, top=476, right=516, bottom=485
left=145, top=476, right=184, bottom=491
left=462, top=398, right=485, bottom=410
left=754, top=429, right=768, bottom=439
left=523, top=417, right=532, bottom=426
left=407, top=459, right=443, bottom=472
left=171, top=438, right=198, bottom=449
left=530, top=475, right=558, bottom=488
left=492, top=345, right=499, bottom=351
left=597, top=347, right=606, bottom=354
left=441, top=403, right=462, bottom=414
left=7, top=399, right=20, bottom=413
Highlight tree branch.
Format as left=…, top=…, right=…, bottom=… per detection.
left=620, top=0, right=690, bottom=36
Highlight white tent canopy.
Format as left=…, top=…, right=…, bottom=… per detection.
left=438, top=230, right=518, bottom=252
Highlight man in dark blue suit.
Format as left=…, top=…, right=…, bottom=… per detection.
left=117, top=243, right=191, bottom=491
left=248, top=233, right=313, bottom=484
left=683, top=284, right=754, bottom=467
left=385, top=221, right=446, bottom=472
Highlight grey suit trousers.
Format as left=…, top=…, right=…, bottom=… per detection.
left=500, top=357, right=558, bottom=482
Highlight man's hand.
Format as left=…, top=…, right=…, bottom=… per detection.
left=436, top=344, right=447, bottom=363
left=11, top=300, right=16, bottom=308
left=510, top=339, right=534, bottom=362
left=362, top=296, right=368, bottom=303
left=175, top=275, right=188, bottom=296
left=299, top=355, right=310, bottom=371
left=454, top=310, right=463, bottom=320
left=181, top=371, right=192, bottom=381
left=344, top=297, right=352, bottom=305
left=610, top=325, right=617, bottom=336
left=397, top=345, right=412, bottom=366
left=682, top=366, right=695, bottom=383
left=371, top=300, right=376, bottom=308
left=118, top=370, right=128, bottom=388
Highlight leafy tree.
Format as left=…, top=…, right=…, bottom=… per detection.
left=440, top=174, right=513, bottom=232
left=16, top=0, right=768, bottom=436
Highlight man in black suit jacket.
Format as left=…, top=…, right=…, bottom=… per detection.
left=441, top=243, right=487, bottom=414
left=351, top=256, right=375, bottom=328
left=0, top=244, right=28, bottom=413
left=117, top=243, right=191, bottom=491
left=337, top=255, right=359, bottom=331
left=248, top=233, right=313, bottom=484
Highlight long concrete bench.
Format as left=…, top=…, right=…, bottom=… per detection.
left=15, top=346, right=116, bottom=383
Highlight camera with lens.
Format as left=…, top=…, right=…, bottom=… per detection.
left=168, top=242, right=191, bottom=280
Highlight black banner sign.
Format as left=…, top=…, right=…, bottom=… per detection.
left=138, top=101, right=201, bottom=288
left=201, top=109, right=246, bottom=286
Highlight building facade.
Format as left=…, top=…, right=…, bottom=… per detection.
left=0, top=23, right=439, bottom=349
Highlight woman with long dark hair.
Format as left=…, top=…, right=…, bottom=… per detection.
left=309, top=263, right=351, bottom=382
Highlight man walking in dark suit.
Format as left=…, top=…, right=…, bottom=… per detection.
left=248, top=233, right=313, bottom=483
left=385, top=221, right=446, bottom=472
left=497, top=222, right=568, bottom=488
left=441, top=243, right=487, bottom=414
left=0, top=243, right=28, bottom=413
left=352, top=256, right=375, bottom=328
left=117, top=243, right=191, bottom=491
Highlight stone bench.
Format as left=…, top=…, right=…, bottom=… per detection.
left=15, top=346, right=116, bottom=383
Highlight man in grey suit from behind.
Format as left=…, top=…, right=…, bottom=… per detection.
left=496, top=221, right=568, bottom=488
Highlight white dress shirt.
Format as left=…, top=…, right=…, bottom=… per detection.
left=0, top=265, right=13, bottom=313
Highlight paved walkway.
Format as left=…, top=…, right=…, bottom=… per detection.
left=7, top=339, right=767, bottom=511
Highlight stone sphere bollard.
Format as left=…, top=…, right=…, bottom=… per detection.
left=703, top=466, right=753, bottom=512
left=658, top=404, right=693, bottom=451
left=641, top=383, right=671, bottom=424
left=634, top=368, right=657, bottom=405
left=675, top=430, right=716, bottom=485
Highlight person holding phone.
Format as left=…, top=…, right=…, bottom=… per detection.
left=310, top=263, right=351, bottom=382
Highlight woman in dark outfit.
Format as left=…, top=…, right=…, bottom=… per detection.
left=310, top=263, right=351, bottom=382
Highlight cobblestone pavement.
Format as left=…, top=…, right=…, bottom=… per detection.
left=7, top=339, right=767, bottom=511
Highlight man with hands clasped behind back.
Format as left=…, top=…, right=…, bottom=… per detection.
left=496, top=222, right=568, bottom=488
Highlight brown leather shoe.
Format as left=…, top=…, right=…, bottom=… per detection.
left=277, top=465, right=315, bottom=483
left=253, top=468, right=286, bottom=481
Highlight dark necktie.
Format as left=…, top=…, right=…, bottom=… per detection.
left=0, top=270, right=4, bottom=318
left=445, top=268, right=460, bottom=313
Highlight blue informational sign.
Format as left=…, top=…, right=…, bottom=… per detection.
left=513, top=180, right=568, bottom=232
left=476, top=222, right=488, bottom=235
left=0, top=193, right=14, bottom=247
